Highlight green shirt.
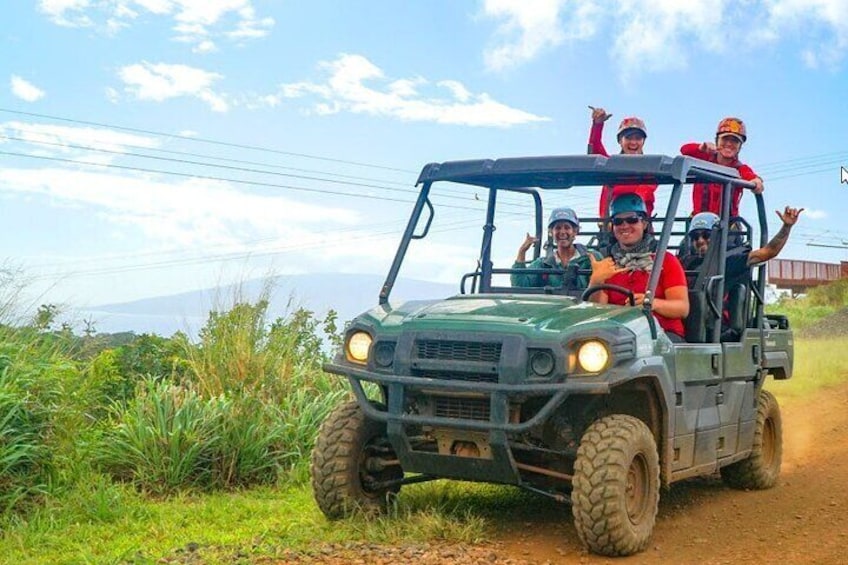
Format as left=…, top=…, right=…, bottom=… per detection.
left=511, top=247, right=598, bottom=290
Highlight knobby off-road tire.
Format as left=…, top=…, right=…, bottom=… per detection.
left=571, top=414, right=660, bottom=557
left=311, top=400, right=402, bottom=519
left=720, top=389, right=782, bottom=490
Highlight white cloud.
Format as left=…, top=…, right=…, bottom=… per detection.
left=0, top=166, right=358, bottom=249
left=10, top=76, right=46, bottom=102
left=482, top=0, right=586, bottom=71
left=118, top=61, right=229, bottom=112
left=280, top=54, right=549, bottom=128
left=37, top=0, right=273, bottom=51
left=1, top=121, right=159, bottom=159
left=481, top=0, right=848, bottom=76
left=803, top=209, right=827, bottom=220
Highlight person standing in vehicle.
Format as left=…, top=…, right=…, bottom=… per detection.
left=588, top=106, right=658, bottom=218
left=587, top=194, right=689, bottom=342
left=512, top=207, right=598, bottom=289
left=681, top=117, right=765, bottom=218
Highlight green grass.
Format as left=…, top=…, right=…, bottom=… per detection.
left=768, top=337, right=848, bottom=400
left=0, top=480, right=505, bottom=564
left=2, top=330, right=846, bottom=564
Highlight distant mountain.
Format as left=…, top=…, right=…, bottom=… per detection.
left=81, top=273, right=458, bottom=337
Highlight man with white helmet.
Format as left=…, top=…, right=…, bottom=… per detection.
left=512, top=207, right=599, bottom=289
left=683, top=207, right=803, bottom=273
left=682, top=207, right=804, bottom=339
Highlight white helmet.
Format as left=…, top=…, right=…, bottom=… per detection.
left=689, top=212, right=720, bottom=233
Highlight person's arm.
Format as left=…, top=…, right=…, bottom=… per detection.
left=748, top=207, right=804, bottom=265
left=598, top=185, right=612, bottom=217
left=586, top=255, right=625, bottom=303
left=511, top=256, right=542, bottom=287
left=649, top=285, right=689, bottom=319
left=637, top=253, right=689, bottom=318
left=738, top=164, right=764, bottom=194
left=515, top=232, right=538, bottom=264
left=681, top=142, right=714, bottom=161
left=588, top=108, right=610, bottom=157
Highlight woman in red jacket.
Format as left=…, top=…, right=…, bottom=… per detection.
left=681, top=117, right=764, bottom=218
left=588, top=106, right=657, bottom=219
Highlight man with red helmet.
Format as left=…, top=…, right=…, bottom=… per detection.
left=681, top=117, right=765, bottom=218
left=587, top=106, right=658, bottom=219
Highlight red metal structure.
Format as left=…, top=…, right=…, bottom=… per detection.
left=767, top=258, right=848, bottom=294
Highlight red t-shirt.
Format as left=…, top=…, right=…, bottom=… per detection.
left=680, top=143, right=758, bottom=217
left=589, top=122, right=658, bottom=218
left=605, top=252, right=687, bottom=338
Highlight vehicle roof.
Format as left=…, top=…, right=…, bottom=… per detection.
left=416, top=154, right=745, bottom=189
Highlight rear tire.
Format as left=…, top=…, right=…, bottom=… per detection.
left=311, top=401, right=403, bottom=519
left=571, top=414, right=659, bottom=556
left=721, top=389, right=782, bottom=490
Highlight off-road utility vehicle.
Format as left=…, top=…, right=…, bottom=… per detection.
left=310, top=154, right=793, bottom=556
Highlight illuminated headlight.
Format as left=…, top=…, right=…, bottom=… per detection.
left=576, top=340, right=610, bottom=373
left=346, top=331, right=372, bottom=364
left=529, top=350, right=555, bottom=377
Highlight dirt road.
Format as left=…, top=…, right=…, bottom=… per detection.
left=277, top=381, right=848, bottom=564
left=499, top=380, right=848, bottom=564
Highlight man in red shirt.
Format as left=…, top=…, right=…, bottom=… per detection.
left=587, top=193, right=689, bottom=342
left=681, top=117, right=765, bottom=217
left=588, top=106, right=658, bottom=218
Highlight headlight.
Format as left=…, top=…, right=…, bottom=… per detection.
left=346, top=331, right=372, bottom=364
left=529, top=349, right=555, bottom=377
left=576, top=340, right=609, bottom=373
left=373, top=341, right=395, bottom=368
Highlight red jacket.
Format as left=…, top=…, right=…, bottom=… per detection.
left=680, top=143, right=758, bottom=217
left=605, top=252, right=688, bottom=338
left=589, top=122, right=657, bottom=218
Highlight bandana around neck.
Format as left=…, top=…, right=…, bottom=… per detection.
left=610, top=233, right=655, bottom=272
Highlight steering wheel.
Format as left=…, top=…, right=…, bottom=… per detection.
left=581, top=284, right=636, bottom=306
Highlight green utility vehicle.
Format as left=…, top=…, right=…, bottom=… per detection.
left=310, top=155, right=793, bottom=556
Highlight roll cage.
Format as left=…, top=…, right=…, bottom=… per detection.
left=380, top=154, right=766, bottom=345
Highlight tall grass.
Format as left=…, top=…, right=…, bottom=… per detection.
left=97, top=286, right=349, bottom=492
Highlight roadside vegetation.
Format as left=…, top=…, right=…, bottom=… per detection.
left=2, top=278, right=848, bottom=563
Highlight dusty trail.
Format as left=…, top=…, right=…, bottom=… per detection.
left=498, top=381, right=848, bottom=564
left=275, top=381, right=848, bottom=564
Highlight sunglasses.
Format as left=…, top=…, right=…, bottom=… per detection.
left=611, top=216, right=642, bottom=226
left=691, top=230, right=711, bottom=241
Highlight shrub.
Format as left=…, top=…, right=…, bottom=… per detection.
left=98, top=380, right=219, bottom=493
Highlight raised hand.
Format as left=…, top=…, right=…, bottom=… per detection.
left=588, top=255, right=625, bottom=285
left=776, top=206, right=804, bottom=227
left=589, top=105, right=612, bottom=123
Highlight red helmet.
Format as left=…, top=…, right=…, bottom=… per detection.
left=716, top=117, right=747, bottom=142
left=616, top=116, right=647, bottom=140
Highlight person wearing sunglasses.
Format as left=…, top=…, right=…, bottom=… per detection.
left=512, top=207, right=600, bottom=290
left=587, top=193, right=689, bottom=342
left=588, top=106, right=658, bottom=219
left=683, top=207, right=804, bottom=284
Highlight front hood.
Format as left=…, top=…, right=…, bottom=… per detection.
left=358, top=294, right=645, bottom=338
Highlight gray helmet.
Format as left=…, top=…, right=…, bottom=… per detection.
left=689, top=212, right=720, bottom=233
left=547, top=207, right=579, bottom=229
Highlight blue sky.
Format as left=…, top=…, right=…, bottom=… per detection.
left=1, top=1, right=847, bottom=316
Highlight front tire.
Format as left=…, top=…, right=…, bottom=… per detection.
left=311, top=401, right=403, bottom=519
left=571, top=414, right=660, bottom=556
left=720, top=389, right=782, bottom=490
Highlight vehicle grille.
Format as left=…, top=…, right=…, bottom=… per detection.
left=416, top=340, right=502, bottom=363
left=433, top=396, right=490, bottom=421
left=413, top=370, right=498, bottom=383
